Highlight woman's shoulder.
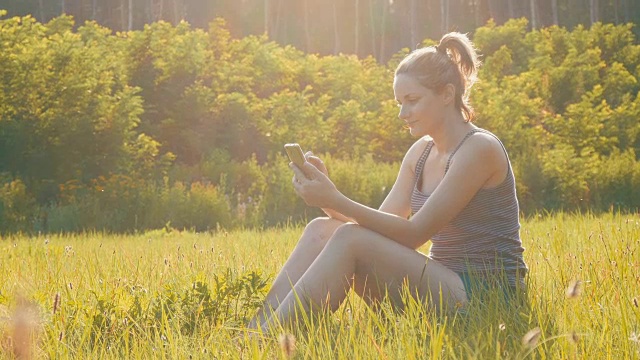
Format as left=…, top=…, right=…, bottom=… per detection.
left=464, top=129, right=507, bottom=158
left=454, top=129, right=511, bottom=182
left=401, top=136, right=433, bottom=171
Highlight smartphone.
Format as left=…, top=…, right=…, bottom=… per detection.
left=284, top=143, right=306, bottom=168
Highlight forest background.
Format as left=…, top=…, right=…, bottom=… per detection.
left=1, top=0, right=640, bottom=233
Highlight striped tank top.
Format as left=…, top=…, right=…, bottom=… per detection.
left=410, top=128, right=528, bottom=287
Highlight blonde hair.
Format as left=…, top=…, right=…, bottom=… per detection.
left=395, top=32, right=481, bottom=121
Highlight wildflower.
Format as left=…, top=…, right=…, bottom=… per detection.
left=522, top=327, right=541, bottom=348
left=566, top=280, right=582, bottom=299
left=499, top=323, right=506, bottom=331
left=278, top=333, right=296, bottom=358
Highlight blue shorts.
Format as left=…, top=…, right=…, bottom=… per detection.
left=457, top=272, right=520, bottom=303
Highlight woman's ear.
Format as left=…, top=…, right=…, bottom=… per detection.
left=441, top=83, right=456, bottom=105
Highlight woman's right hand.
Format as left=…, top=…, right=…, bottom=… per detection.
left=303, top=151, right=353, bottom=222
left=305, top=152, right=328, bottom=177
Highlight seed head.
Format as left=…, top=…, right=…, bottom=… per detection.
left=633, top=297, right=638, bottom=308
left=566, top=280, right=582, bottom=299
left=569, top=331, right=579, bottom=344
left=278, top=333, right=296, bottom=358
left=53, top=293, right=60, bottom=315
left=522, top=327, right=541, bottom=348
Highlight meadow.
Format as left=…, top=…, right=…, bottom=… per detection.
left=0, top=212, right=638, bottom=359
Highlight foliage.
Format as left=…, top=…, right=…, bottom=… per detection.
left=0, top=178, right=36, bottom=233
left=1, top=14, right=640, bottom=232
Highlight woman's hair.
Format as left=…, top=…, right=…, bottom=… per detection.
left=395, top=32, right=481, bottom=122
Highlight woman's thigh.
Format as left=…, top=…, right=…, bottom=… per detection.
left=333, top=224, right=467, bottom=310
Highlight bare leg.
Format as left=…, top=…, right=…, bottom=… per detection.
left=247, top=217, right=344, bottom=329
left=261, top=224, right=468, bottom=329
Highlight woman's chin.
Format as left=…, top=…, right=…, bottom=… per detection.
left=408, top=126, right=425, bottom=137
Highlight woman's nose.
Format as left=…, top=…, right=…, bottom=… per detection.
left=398, top=106, right=410, bottom=120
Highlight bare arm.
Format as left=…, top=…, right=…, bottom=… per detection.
left=305, top=140, right=425, bottom=222
left=292, top=134, right=506, bottom=249
left=375, top=138, right=429, bottom=218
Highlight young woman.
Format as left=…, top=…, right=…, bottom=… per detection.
left=248, top=32, right=528, bottom=330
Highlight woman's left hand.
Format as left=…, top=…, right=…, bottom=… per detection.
left=290, top=161, right=340, bottom=209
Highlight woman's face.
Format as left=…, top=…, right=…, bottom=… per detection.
left=393, top=73, right=445, bottom=137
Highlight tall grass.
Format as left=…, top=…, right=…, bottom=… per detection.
left=0, top=212, right=638, bottom=358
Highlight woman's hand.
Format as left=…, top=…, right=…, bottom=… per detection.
left=290, top=160, right=341, bottom=209
left=302, top=152, right=354, bottom=222
left=305, top=151, right=328, bottom=177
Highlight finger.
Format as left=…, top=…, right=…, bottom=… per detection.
left=289, top=162, right=309, bottom=182
left=291, top=175, right=302, bottom=193
left=301, top=161, right=324, bottom=180
left=307, top=155, right=323, bottom=164
left=304, top=151, right=320, bottom=160
left=305, top=151, right=324, bottom=163
left=307, top=156, right=323, bottom=169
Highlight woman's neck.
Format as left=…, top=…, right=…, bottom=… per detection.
left=430, top=112, right=475, bottom=155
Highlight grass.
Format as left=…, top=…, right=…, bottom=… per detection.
left=0, top=212, right=639, bottom=359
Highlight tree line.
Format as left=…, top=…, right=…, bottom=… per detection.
left=0, top=0, right=638, bottom=62
left=0, top=12, right=639, bottom=233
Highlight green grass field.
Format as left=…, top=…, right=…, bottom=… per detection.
left=1, top=213, right=639, bottom=359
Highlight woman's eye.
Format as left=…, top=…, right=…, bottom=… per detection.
left=397, top=98, right=418, bottom=107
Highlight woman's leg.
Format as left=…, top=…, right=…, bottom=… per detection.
left=261, top=224, right=467, bottom=329
left=247, top=217, right=344, bottom=329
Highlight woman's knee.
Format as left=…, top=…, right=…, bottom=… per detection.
left=302, top=217, right=344, bottom=245
left=326, top=223, right=367, bottom=252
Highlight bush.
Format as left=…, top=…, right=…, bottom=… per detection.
left=2, top=15, right=640, bottom=232
left=0, top=178, right=37, bottom=233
